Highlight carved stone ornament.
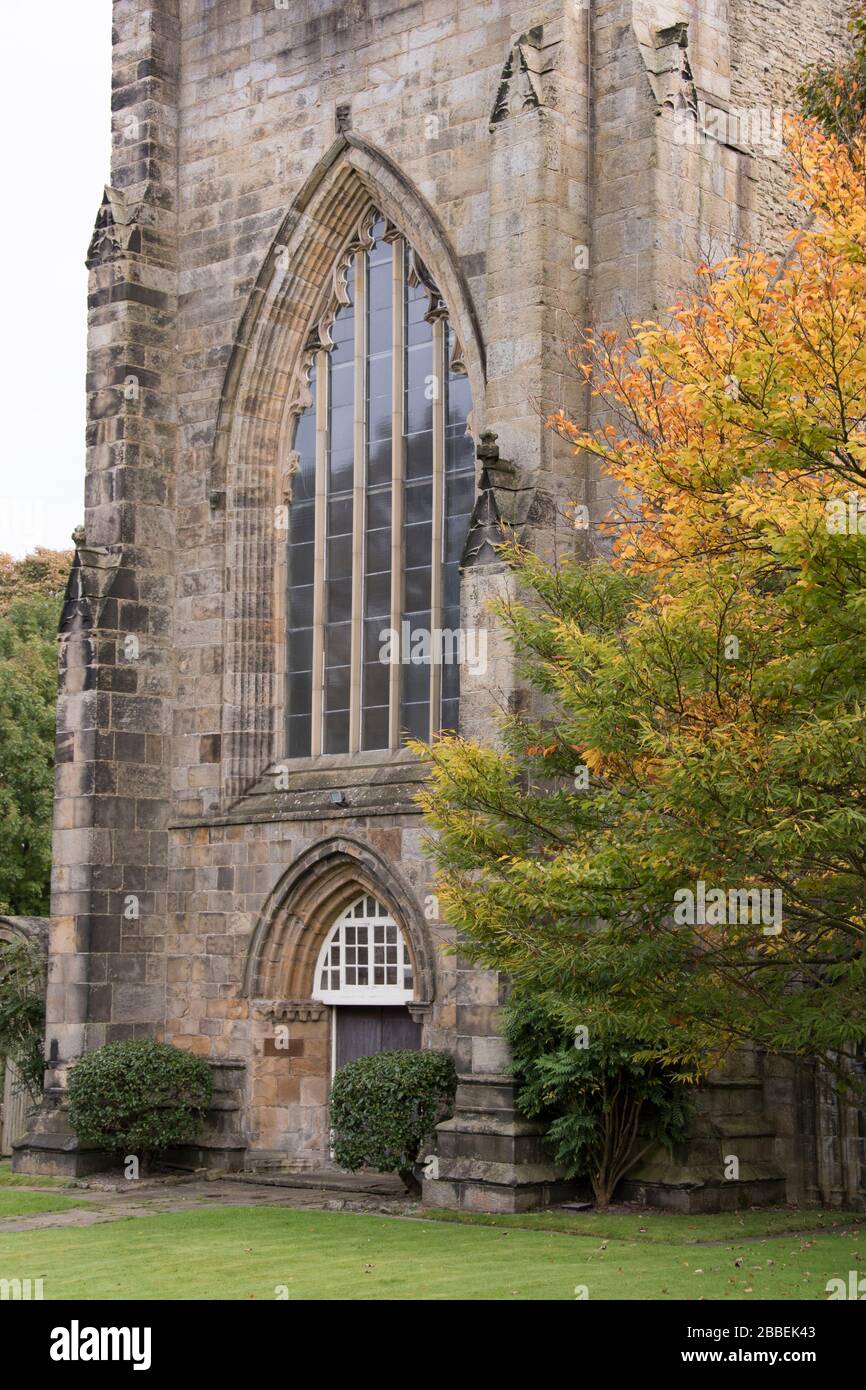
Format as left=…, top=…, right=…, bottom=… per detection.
left=86, top=186, right=144, bottom=269
left=284, top=205, right=463, bottom=426
left=634, top=20, right=699, bottom=119
left=252, top=999, right=327, bottom=1023
left=279, top=451, right=301, bottom=505
left=59, top=528, right=124, bottom=636
left=469, top=430, right=536, bottom=532
left=491, top=34, right=541, bottom=124
left=490, top=25, right=562, bottom=128
left=407, top=247, right=448, bottom=322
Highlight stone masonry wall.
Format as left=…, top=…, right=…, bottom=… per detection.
left=730, top=0, right=851, bottom=253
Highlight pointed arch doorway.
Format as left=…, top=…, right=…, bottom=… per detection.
left=313, top=892, right=422, bottom=1073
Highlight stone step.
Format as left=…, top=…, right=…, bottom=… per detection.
left=233, top=1167, right=406, bottom=1197
left=426, top=1159, right=574, bottom=1214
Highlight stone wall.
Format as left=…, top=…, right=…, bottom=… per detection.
left=729, top=0, right=851, bottom=252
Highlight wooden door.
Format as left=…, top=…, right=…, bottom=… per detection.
left=334, top=1006, right=422, bottom=1071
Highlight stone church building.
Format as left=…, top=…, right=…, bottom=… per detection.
left=15, top=0, right=864, bottom=1211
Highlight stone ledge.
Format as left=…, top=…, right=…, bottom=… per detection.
left=619, top=1175, right=786, bottom=1214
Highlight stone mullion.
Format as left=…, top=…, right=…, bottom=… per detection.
left=388, top=238, right=405, bottom=750
left=310, top=348, right=329, bottom=757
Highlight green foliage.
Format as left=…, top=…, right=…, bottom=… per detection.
left=416, top=520, right=866, bottom=1076
left=329, top=1049, right=456, bottom=1190
left=68, top=1040, right=213, bottom=1165
left=504, top=995, right=692, bottom=1208
left=0, top=935, right=46, bottom=1096
left=414, top=128, right=866, bottom=1079
left=0, top=588, right=64, bottom=915
left=798, top=3, right=866, bottom=142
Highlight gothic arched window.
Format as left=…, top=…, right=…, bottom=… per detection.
left=285, top=212, right=475, bottom=758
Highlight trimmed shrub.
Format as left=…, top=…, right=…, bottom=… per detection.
left=329, top=1049, right=457, bottom=1194
left=68, top=1040, right=213, bottom=1172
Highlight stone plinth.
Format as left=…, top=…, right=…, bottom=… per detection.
left=423, top=1074, right=573, bottom=1213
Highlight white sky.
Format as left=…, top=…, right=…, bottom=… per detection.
left=0, top=0, right=113, bottom=557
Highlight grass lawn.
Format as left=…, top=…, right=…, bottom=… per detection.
left=426, top=1205, right=866, bottom=1243
left=1, top=1204, right=864, bottom=1300
left=0, top=1159, right=67, bottom=1189
left=0, top=1190, right=93, bottom=1219
left=0, top=1161, right=93, bottom=1218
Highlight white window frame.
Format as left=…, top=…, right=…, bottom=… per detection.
left=313, top=893, right=414, bottom=1006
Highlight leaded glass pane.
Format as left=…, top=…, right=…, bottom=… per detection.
left=362, top=226, right=394, bottom=750
left=313, top=895, right=414, bottom=1001
left=285, top=214, right=474, bottom=758
left=286, top=363, right=317, bottom=758
left=324, top=286, right=354, bottom=754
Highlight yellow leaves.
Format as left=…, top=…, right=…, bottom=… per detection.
left=583, top=747, right=607, bottom=774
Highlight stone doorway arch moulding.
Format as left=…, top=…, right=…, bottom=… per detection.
left=243, top=835, right=435, bottom=1023
left=211, top=134, right=487, bottom=807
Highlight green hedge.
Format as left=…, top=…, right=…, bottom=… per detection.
left=329, top=1049, right=456, bottom=1192
left=68, top=1040, right=213, bottom=1169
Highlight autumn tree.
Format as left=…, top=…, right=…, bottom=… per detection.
left=0, top=548, right=73, bottom=612
left=417, top=118, right=866, bottom=1083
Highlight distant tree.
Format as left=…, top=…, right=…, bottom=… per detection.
left=0, top=932, right=46, bottom=1097
left=0, top=550, right=70, bottom=915
left=0, top=548, right=72, bottom=613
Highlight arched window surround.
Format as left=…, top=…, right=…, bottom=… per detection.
left=243, top=835, right=435, bottom=1013
left=212, top=136, right=486, bottom=806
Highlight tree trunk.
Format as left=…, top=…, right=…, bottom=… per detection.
left=399, top=1167, right=421, bottom=1197
left=591, top=1174, right=614, bottom=1210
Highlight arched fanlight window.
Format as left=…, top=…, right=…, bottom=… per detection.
left=313, top=894, right=414, bottom=1005
left=285, top=211, right=475, bottom=758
